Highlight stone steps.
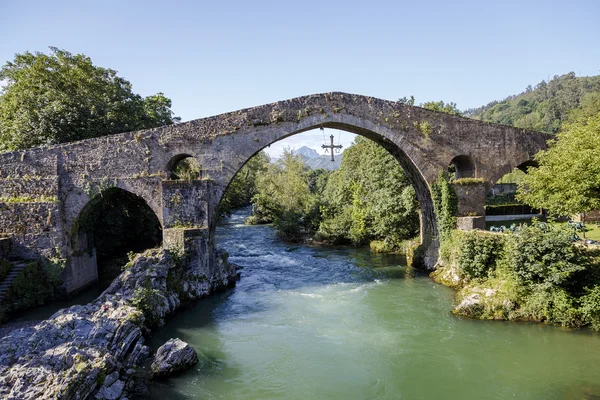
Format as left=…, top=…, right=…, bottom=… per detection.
left=0, top=261, right=30, bottom=301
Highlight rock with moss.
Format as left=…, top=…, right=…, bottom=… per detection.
left=452, top=282, right=518, bottom=320
left=430, top=263, right=467, bottom=289
left=151, top=338, right=198, bottom=378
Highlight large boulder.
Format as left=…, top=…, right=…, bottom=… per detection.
left=151, top=338, right=198, bottom=378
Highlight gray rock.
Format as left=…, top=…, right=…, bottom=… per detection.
left=95, top=378, right=124, bottom=400
left=0, top=250, right=237, bottom=399
left=151, top=338, right=198, bottom=378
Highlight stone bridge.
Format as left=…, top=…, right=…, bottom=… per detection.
left=0, top=92, right=550, bottom=294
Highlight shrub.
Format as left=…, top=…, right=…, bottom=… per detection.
left=131, top=286, right=165, bottom=327
left=505, top=224, right=585, bottom=287
left=457, top=231, right=504, bottom=279
left=4, top=260, right=64, bottom=313
left=581, top=285, right=600, bottom=330
left=548, top=288, right=582, bottom=328
left=516, top=285, right=554, bottom=322
left=369, top=235, right=411, bottom=253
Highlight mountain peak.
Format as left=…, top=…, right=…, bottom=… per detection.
left=294, top=146, right=320, bottom=159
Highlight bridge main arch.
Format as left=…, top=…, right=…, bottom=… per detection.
left=204, top=113, right=439, bottom=268
left=209, top=115, right=440, bottom=267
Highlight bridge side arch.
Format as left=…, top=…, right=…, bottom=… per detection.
left=63, top=186, right=162, bottom=292
left=487, top=157, right=541, bottom=189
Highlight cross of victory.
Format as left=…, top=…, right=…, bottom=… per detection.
left=322, top=134, right=343, bottom=162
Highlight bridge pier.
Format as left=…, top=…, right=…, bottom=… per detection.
left=452, top=181, right=487, bottom=231
left=161, top=179, right=219, bottom=277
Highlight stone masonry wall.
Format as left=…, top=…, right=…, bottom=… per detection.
left=0, top=153, right=61, bottom=260
left=453, top=182, right=486, bottom=217
left=0, top=202, right=61, bottom=259
left=161, top=180, right=217, bottom=229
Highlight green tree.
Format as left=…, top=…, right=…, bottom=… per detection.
left=466, top=72, right=600, bottom=134
left=0, top=47, right=179, bottom=151
left=398, top=96, right=462, bottom=116
left=421, top=100, right=463, bottom=116
left=318, top=136, right=419, bottom=247
left=517, top=114, right=600, bottom=218
left=251, top=148, right=318, bottom=240
left=219, top=151, right=270, bottom=216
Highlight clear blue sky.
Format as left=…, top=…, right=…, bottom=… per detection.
left=1, top=0, right=599, bottom=156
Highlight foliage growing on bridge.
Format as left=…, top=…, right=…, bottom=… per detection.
left=0, top=47, right=179, bottom=151
left=431, top=173, right=458, bottom=243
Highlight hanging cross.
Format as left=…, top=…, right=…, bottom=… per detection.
left=322, top=134, right=343, bottom=162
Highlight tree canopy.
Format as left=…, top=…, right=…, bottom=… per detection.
left=0, top=47, right=179, bottom=151
left=398, top=96, right=462, bottom=116
left=465, top=72, right=600, bottom=134
left=240, top=137, right=419, bottom=249
left=517, top=114, right=600, bottom=216
left=318, top=136, right=419, bottom=246
left=421, top=100, right=462, bottom=116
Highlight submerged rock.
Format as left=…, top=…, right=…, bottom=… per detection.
left=151, top=338, right=198, bottom=378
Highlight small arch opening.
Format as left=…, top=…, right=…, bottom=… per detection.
left=448, top=155, right=475, bottom=179
left=72, top=188, right=162, bottom=286
left=168, top=154, right=202, bottom=180
left=487, top=161, right=539, bottom=217
left=516, top=160, right=538, bottom=173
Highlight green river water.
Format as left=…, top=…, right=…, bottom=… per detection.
left=140, top=209, right=600, bottom=399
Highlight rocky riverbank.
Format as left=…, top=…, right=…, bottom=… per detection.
left=0, top=249, right=237, bottom=399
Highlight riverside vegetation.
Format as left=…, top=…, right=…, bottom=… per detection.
left=431, top=97, right=600, bottom=331
left=235, top=137, right=420, bottom=253
left=433, top=224, right=600, bottom=330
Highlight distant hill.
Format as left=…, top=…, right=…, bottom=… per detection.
left=465, top=72, right=600, bottom=134
left=293, top=146, right=343, bottom=170
left=295, top=146, right=319, bottom=160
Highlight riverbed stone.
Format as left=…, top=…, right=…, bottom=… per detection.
left=151, top=338, right=199, bottom=378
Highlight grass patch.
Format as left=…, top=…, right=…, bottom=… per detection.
left=486, top=217, right=600, bottom=241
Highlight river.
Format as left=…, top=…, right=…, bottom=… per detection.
left=144, top=208, right=600, bottom=399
